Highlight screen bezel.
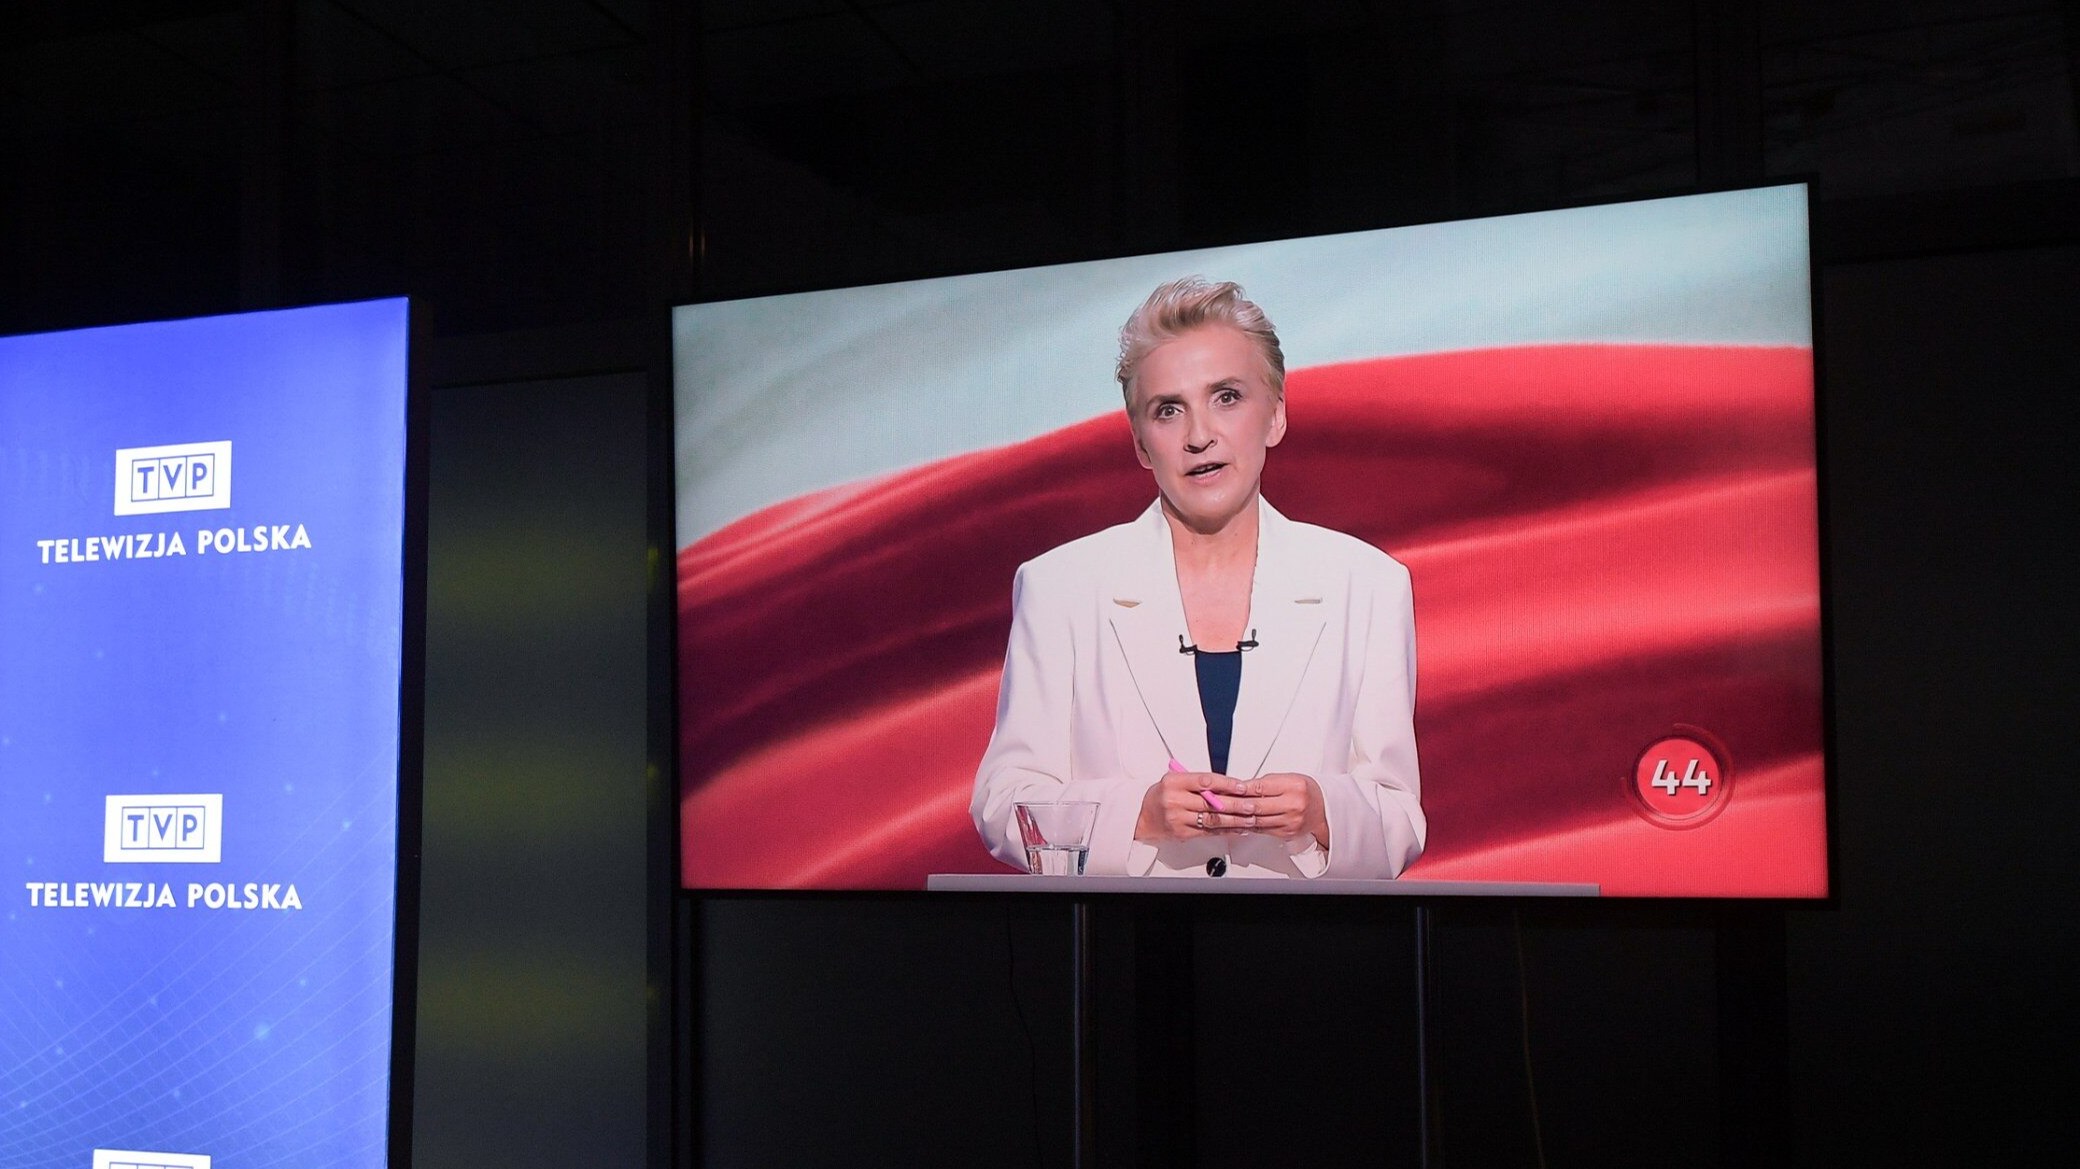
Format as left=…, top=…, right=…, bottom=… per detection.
left=665, top=178, right=1835, bottom=905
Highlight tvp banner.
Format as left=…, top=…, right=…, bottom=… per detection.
left=2, top=300, right=410, bottom=1168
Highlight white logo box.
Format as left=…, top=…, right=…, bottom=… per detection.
left=103, top=794, right=223, bottom=864
left=93, top=1151, right=210, bottom=1169
left=113, top=441, right=233, bottom=515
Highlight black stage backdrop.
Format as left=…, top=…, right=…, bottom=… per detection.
left=2, top=3, right=2075, bottom=1166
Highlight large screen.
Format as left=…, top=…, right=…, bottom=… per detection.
left=1, top=300, right=411, bottom=1166
left=675, top=184, right=1825, bottom=897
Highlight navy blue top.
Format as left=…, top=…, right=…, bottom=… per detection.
left=1194, top=650, right=1243, bottom=776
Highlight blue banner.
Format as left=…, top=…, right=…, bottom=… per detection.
left=2, top=300, right=409, bottom=1169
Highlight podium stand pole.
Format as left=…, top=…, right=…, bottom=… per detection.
left=1071, top=897, right=1095, bottom=1169
left=1416, top=904, right=1442, bottom=1169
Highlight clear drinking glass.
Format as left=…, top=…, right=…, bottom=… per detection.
left=1014, top=800, right=1099, bottom=876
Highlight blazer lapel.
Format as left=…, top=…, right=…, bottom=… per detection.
left=1228, top=501, right=1327, bottom=780
left=1105, top=503, right=1208, bottom=770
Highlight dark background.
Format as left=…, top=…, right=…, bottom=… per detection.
left=4, top=2, right=2076, bottom=1166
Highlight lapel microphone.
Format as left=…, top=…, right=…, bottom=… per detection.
left=1178, top=629, right=1260, bottom=655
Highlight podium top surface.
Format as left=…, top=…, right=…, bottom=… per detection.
left=926, top=874, right=1599, bottom=897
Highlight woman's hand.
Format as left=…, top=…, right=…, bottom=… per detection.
left=1135, top=769, right=1252, bottom=843
left=1228, top=772, right=1328, bottom=849
left=1135, top=769, right=1328, bottom=849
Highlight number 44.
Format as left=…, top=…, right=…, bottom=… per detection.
left=1650, top=758, right=1712, bottom=796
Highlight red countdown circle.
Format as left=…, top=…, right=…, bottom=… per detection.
left=1628, top=726, right=1733, bottom=829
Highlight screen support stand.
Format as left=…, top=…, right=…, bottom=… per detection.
left=1071, top=897, right=1096, bottom=1169
left=1415, top=904, right=1442, bottom=1169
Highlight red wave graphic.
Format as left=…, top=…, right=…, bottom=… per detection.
left=679, top=344, right=1826, bottom=896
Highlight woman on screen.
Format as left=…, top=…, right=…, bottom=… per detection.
left=970, top=278, right=1425, bottom=878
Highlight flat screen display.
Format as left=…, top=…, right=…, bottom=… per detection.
left=1, top=300, right=411, bottom=1165
left=674, top=184, right=1825, bottom=897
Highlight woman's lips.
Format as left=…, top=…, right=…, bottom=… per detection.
left=1186, top=461, right=1226, bottom=479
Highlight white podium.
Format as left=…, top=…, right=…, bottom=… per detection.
left=926, top=874, right=1599, bottom=896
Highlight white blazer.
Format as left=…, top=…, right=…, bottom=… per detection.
left=971, top=499, right=1424, bottom=879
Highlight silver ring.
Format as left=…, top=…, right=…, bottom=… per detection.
left=1194, top=811, right=1205, bottom=830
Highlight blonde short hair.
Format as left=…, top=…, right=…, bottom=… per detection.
left=1115, top=277, right=1286, bottom=401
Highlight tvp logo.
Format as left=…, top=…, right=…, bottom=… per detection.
left=113, top=441, right=233, bottom=515
left=104, top=794, right=224, bottom=863
left=93, top=1151, right=211, bottom=1169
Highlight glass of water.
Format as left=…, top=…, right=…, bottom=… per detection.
left=1014, top=800, right=1099, bottom=876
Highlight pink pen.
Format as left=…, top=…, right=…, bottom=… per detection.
left=1170, top=758, right=1228, bottom=811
